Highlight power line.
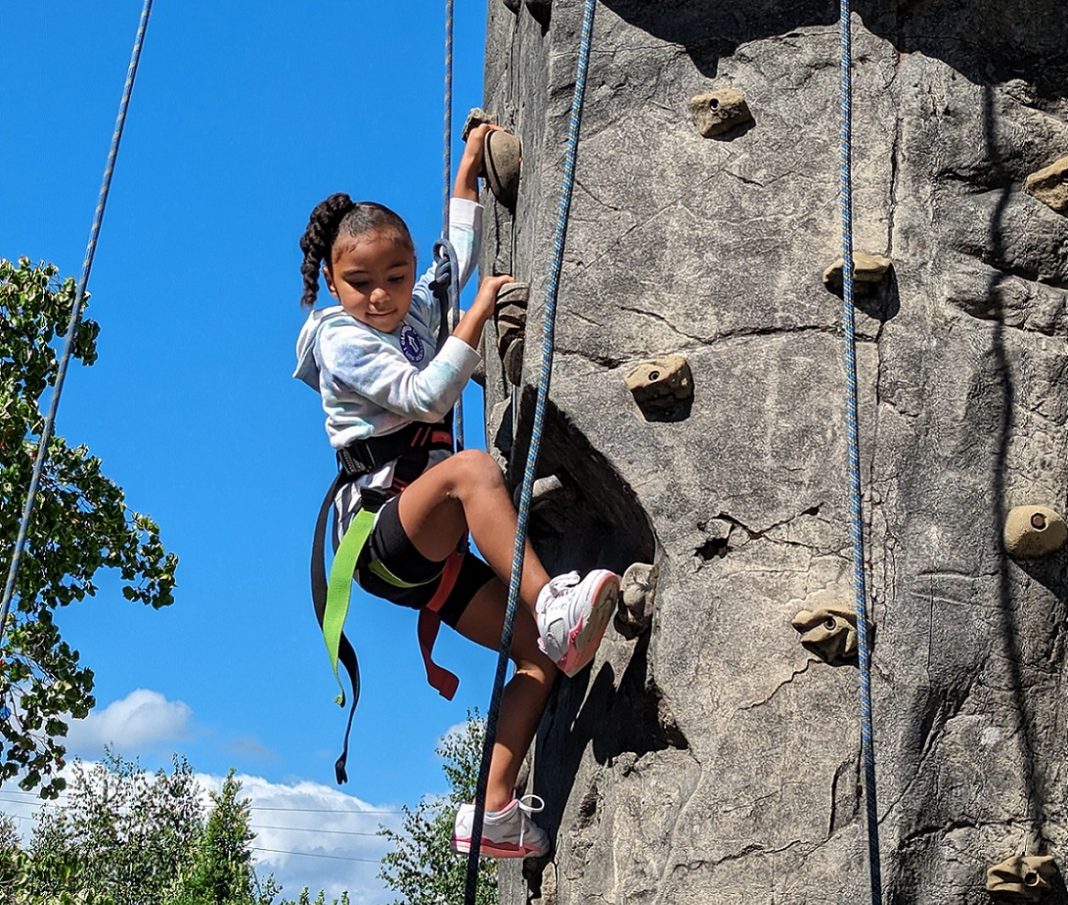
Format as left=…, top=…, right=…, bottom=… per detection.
left=248, top=805, right=405, bottom=815
left=250, top=824, right=381, bottom=838
left=0, top=790, right=407, bottom=816
left=252, top=846, right=381, bottom=865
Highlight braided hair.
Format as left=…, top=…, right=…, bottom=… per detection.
left=298, top=194, right=415, bottom=307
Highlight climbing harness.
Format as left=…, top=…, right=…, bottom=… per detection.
left=310, top=413, right=460, bottom=784
left=462, top=1, right=598, bottom=901
left=838, top=1, right=882, bottom=901
left=0, top=0, right=154, bottom=643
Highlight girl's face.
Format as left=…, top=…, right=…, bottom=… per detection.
left=324, top=229, right=416, bottom=333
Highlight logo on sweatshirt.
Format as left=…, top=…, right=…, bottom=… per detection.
left=400, top=324, right=425, bottom=364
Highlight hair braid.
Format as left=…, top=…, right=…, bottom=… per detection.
left=299, top=192, right=354, bottom=307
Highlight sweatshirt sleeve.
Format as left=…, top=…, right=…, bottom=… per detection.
left=410, top=198, right=483, bottom=331
left=447, top=197, right=481, bottom=290
left=318, top=321, right=481, bottom=423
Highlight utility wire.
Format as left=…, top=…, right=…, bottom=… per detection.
left=0, top=0, right=154, bottom=643
left=251, top=847, right=380, bottom=864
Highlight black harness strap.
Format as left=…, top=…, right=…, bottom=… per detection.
left=310, top=472, right=362, bottom=783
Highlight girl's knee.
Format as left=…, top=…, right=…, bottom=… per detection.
left=450, top=449, right=505, bottom=491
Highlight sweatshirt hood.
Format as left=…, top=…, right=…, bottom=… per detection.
left=293, top=305, right=349, bottom=391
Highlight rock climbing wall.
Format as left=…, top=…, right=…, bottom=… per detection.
left=479, top=2, right=1068, bottom=903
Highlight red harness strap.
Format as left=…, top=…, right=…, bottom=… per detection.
left=417, top=551, right=464, bottom=699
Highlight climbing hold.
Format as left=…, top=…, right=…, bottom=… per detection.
left=495, top=281, right=528, bottom=385
left=1004, top=506, right=1068, bottom=559
left=462, top=107, right=497, bottom=141
left=0, top=707, right=10, bottom=721
left=624, top=355, right=693, bottom=422
left=823, top=252, right=893, bottom=293
left=1024, top=156, right=1068, bottom=214
left=791, top=590, right=864, bottom=667
left=614, top=562, right=658, bottom=640
left=689, top=88, right=753, bottom=139
left=484, top=129, right=522, bottom=210
left=471, top=358, right=487, bottom=389
left=513, top=474, right=572, bottom=512
left=986, top=854, right=1058, bottom=901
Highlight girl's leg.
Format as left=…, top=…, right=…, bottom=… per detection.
left=397, top=450, right=551, bottom=613
left=453, top=575, right=557, bottom=812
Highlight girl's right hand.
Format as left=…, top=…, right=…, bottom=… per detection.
left=450, top=274, right=515, bottom=353
left=473, top=274, right=515, bottom=319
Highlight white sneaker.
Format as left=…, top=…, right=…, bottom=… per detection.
left=451, top=795, right=549, bottom=859
left=536, top=570, right=620, bottom=676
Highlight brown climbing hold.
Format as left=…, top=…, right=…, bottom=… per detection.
left=495, top=281, right=528, bottom=385
left=1024, top=156, right=1068, bottom=214
left=513, top=474, right=574, bottom=511
left=823, top=252, right=893, bottom=292
left=614, top=562, right=658, bottom=640
left=461, top=107, right=497, bottom=141
left=624, top=355, right=693, bottom=421
left=987, top=854, right=1058, bottom=901
left=484, top=129, right=521, bottom=210
left=791, top=591, right=862, bottom=667
left=1004, top=505, right=1068, bottom=559
left=689, top=88, right=753, bottom=139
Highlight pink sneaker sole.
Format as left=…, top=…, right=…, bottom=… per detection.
left=451, top=836, right=542, bottom=859
left=557, top=573, right=619, bottom=677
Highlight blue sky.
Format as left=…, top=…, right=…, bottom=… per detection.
left=1, top=2, right=497, bottom=899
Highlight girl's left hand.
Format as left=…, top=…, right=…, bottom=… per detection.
left=461, top=123, right=502, bottom=175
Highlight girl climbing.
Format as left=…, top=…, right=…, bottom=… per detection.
left=293, top=123, right=620, bottom=859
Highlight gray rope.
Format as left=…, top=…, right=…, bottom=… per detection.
left=441, top=0, right=464, bottom=452
left=0, top=0, right=154, bottom=643
left=838, top=2, right=882, bottom=901
left=463, top=2, right=598, bottom=902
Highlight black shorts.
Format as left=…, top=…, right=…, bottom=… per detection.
left=353, top=494, right=495, bottom=628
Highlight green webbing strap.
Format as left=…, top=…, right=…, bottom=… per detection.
left=369, top=558, right=444, bottom=589
left=324, top=507, right=376, bottom=704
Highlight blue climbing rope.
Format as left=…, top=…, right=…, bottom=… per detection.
left=441, top=0, right=464, bottom=453
left=0, top=0, right=154, bottom=643
left=463, top=1, right=598, bottom=901
left=839, top=2, right=882, bottom=902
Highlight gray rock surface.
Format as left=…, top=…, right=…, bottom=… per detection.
left=479, top=2, right=1068, bottom=902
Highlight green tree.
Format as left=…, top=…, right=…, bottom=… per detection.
left=378, top=711, right=498, bottom=905
left=0, top=814, right=27, bottom=904
left=172, top=769, right=271, bottom=905
left=13, top=751, right=347, bottom=905
left=23, top=751, right=203, bottom=905
left=280, top=891, right=350, bottom=905
left=0, top=257, right=178, bottom=798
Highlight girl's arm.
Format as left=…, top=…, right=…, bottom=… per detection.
left=454, top=123, right=498, bottom=201
left=317, top=276, right=512, bottom=423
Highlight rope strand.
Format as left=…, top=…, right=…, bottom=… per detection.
left=839, top=2, right=882, bottom=901
left=0, top=0, right=155, bottom=643
left=442, top=0, right=464, bottom=452
left=463, top=2, right=598, bottom=902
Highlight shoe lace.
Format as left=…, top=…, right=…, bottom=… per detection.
left=547, top=571, right=580, bottom=597
left=516, top=794, right=545, bottom=848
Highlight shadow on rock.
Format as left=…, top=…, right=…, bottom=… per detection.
left=598, top=0, right=1068, bottom=96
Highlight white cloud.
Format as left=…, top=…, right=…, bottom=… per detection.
left=64, top=688, right=192, bottom=755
